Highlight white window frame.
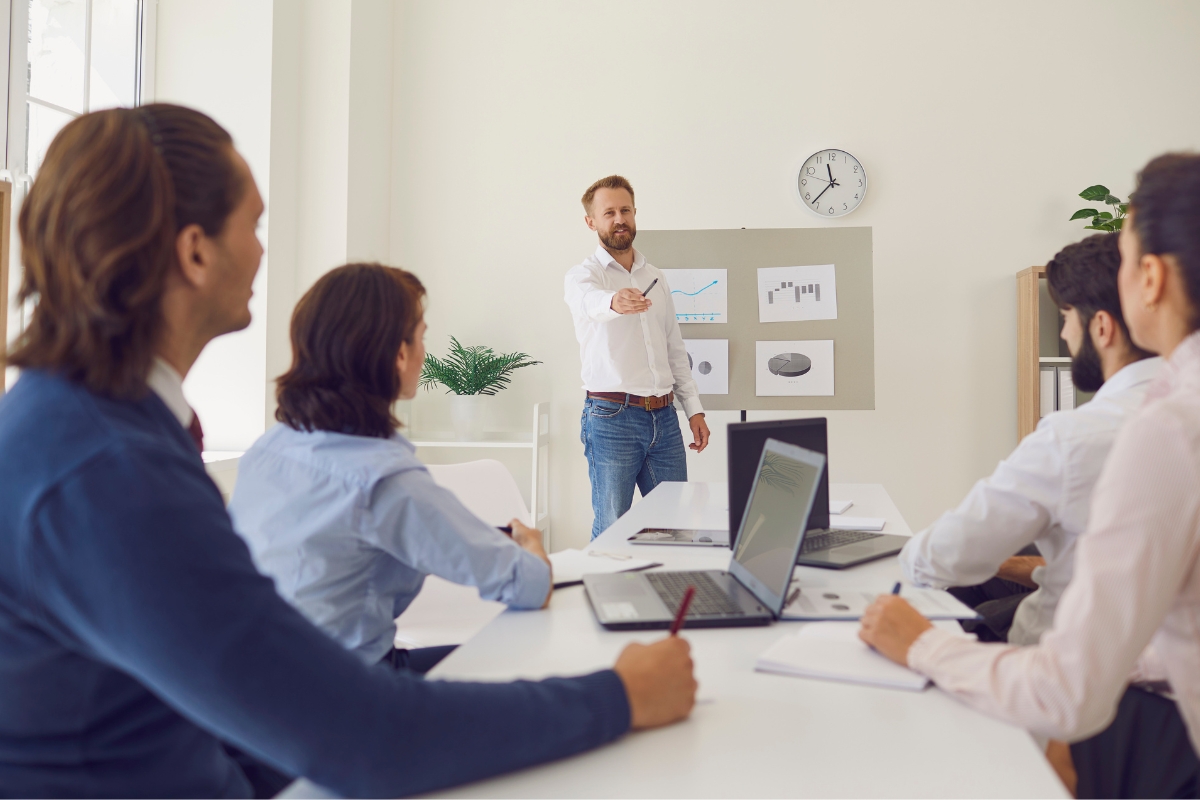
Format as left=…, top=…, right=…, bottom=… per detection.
left=2, top=0, right=155, bottom=386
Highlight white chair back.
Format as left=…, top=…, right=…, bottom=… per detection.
left=425, top=459, right=531, bottom=526
left=393, top=459, right=531, bottom=651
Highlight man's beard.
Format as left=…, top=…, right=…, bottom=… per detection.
left=599, top=225, right=635, bottom=251
left=1071, top=328, right=1105, bottom=393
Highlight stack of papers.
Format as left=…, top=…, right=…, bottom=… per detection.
left=756, top=622, right=930, bottom=691
left=548, top=549, right=661, bottom=588
left=782, top=586, right=979, bottom=621
left=828, top=515, right=886, bottom=531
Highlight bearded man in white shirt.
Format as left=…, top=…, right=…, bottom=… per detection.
left=564, top=176, right=710, bottom=539
left=898, top=232, right=1159, bottom=645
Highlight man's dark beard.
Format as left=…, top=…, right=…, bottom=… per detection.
left=1071, top=327, right=1105, bottom=393
left=599, top=226, right=635, bottom=251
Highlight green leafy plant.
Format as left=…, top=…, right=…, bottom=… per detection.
left=1070, top=184, right=1129, bottom=232
left=419, top=336, right=541, bottom=396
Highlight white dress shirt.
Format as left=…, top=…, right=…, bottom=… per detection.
left=563, top=245, right=703, bottom=418
left=146, top=357, right=193, bottom=428
left=899, top=357, right=1161, bottom=645
left=907, top=331, right=1200, bottom=749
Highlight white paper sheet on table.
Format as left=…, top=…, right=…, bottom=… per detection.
left=756, top=622, right=929, bottom=691
left=828, top=514, right=885, bottom=531
left=829, top=499, right=852, bottom=514
left=548, top=549, right=661, bottom=587
left=781, top=586, right=980, bottom=621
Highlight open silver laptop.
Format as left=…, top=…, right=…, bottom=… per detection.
left=583, top=439, right=824, bottom=630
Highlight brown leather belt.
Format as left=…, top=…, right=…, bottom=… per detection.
left=587, top=391, right=675, bottom=411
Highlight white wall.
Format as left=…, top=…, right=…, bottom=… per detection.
left=391, top=0, right=1200, bottom=550
left=157, top=0, right=397, bottom=442
left=155, top=0, right=273, bottom=450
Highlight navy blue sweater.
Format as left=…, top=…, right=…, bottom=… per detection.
left=0, top=371, right=630, bottom=798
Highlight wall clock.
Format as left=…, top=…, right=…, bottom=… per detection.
left=797, top=149, right=867, bottom=217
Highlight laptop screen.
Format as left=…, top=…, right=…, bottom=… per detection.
left=728, top=439, right=825, bottom=612
left=727, top=418, right=829, bottom=550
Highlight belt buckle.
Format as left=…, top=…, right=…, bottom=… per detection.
left=644, top=396, right=653, bottom=411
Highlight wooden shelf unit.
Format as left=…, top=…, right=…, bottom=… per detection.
left=1016, top=266, right=1046, bottom=441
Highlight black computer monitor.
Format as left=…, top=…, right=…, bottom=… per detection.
left=727, top=418, right=829, bottom=550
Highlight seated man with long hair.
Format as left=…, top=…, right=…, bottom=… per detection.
left=0, top=104, right=694, bottom=799
left=229, top=263, right=551, bottom=672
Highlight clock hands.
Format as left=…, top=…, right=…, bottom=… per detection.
left=810, top=163, right=841, bottom=206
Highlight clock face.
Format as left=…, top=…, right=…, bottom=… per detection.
left=797, top=149, right=867, bottom=217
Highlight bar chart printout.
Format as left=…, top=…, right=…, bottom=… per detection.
left=660, top=268, right=728, bottom=324
left=757, top=264, right=838, bottom=323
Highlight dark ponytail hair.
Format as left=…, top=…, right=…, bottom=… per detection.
left=275, top=263, right=426, bottom=438
left=1130, top=153, right=1200, bottom=329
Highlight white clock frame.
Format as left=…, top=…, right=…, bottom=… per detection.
left=794, top=148, right=868, bottom=218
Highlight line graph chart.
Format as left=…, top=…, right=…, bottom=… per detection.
left=661, top=268, right=727, bottom=324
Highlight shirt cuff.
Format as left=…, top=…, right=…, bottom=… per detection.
left=509, top=553, right=552, bottom=609
left=679, top=396, right=704, bottom=419
left=584, top=290, right=620, bottom=322
left=906, top=626, right=964, bottom=677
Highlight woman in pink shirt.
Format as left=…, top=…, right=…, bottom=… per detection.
left=861, top=153, right=1200, bottom=798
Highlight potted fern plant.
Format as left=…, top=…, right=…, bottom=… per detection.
left=419, top=336, right=541, bottom=440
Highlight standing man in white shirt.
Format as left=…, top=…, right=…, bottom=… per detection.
left=898, top=232, right=1159, bottom=644
left=564, top=176, right=710, bottom=539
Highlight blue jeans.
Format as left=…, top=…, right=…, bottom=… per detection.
left=581, top=397, right=688, bottom=539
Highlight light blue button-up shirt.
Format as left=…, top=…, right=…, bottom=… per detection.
left=228, top=423, right=551, bottom=663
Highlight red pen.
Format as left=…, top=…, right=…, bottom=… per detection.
left=669, top=585, right=696, bottom=636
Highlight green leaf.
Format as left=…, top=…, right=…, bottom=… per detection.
left=1070, top=208, right=1099, bottom=220
left=1095, top=211, right=1113, bottom=220
left=1118, top=203, right=1129, bottom=214
left=1079, top=185, right=1110, bottom=201
left=1112, top=217, right=1124, bottom=230
left=1105, top=194, right=1122, bottom=206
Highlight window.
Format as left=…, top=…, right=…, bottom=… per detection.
left=3, top=0, right=154, bottom=388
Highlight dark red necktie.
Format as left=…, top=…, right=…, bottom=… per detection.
left=187, top=409, right=204, bottom=454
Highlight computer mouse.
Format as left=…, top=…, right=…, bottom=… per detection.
left=698, top=536, right=712, bottom=542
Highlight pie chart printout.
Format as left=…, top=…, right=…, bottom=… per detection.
left=756, top=340, right=834, bottom=396
left=682, top=339, right=729, bottom=394
left=767, top=353, right=811, bottom=377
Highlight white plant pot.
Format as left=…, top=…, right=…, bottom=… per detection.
left=450, top=394, right=487, bottom=441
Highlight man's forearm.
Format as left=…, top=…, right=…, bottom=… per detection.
left=996, top=556, right=1045, bottom=589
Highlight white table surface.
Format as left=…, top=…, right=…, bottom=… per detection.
left=419, top=481, right=1066, bottom=799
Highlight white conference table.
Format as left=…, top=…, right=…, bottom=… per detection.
left=421, top=482, right=1067, bottom=799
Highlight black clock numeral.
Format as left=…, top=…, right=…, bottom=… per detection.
left=805, top=192, right=811, bottom=200
left=858, top=179, right=862, bottom=186
left=853, top=165, right=859, bottom=173
left=816, top=155, right=822, bottom=164
left=827, top=207, right=835, bottom=214
left=843, top=203, right=848, bottom=210
left=855, top=194, right=859, bottom=199
left=806, top=167, right=815, bottom=175
left=828, top=152, right=836, bottom=161
left=801, top=178, right=807, bottom=186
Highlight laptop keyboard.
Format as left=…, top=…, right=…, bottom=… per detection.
left=800, top=529, right=882, bottom=554
left=645, top=571, right=746, bottom=617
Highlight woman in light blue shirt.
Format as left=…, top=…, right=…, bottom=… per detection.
left=229, top=263, right=552, bottom=671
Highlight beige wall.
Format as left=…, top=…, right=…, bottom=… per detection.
left=391, top=0, right=1200, bottom=550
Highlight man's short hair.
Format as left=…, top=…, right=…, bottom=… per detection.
left=581, top=175, right=635, bottom=214
left=1046, top=232, right=1149, bottom=356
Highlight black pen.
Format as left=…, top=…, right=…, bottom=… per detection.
left=641, top=278, right=658, bottom=296
left=892, top=581, right=902, bottom=595
left=497, top=525, right=512, bottom=536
